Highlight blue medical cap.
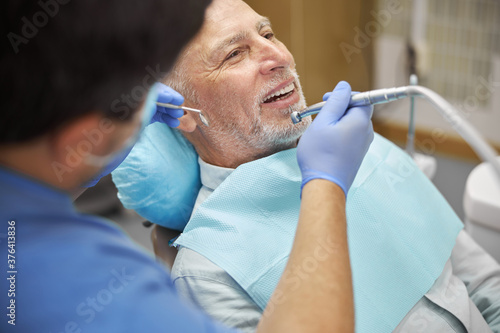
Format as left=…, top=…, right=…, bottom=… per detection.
left=111, top=123, right=201, bottom=231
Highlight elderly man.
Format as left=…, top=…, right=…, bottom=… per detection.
left=166, top=4, right=311, bottom=169
left=115, top=0, right=500, bottom=332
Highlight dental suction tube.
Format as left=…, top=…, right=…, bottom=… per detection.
left=291, top=85, right=500, bottom=180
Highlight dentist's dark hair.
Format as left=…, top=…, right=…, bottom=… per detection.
left=0, top=0, right=211, bottom=143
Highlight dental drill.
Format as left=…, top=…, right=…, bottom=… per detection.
left=291, top=85, right=500, bottom=181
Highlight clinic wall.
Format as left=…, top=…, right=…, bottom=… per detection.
left=374, top=36, right=500, bottom=160
left=244, top=0, right=376, bottom=103
left=372, top=0, right=500, bottom=159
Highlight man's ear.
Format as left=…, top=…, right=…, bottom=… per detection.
left=177, top=112, right=198, bottom=133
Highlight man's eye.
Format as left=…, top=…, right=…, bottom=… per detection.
left=226, top=49, right=241, bottom=60
left=263, top=32, right=275, bottom=40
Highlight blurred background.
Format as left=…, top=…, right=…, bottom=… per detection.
left=77, top=0, right=500, bottom=257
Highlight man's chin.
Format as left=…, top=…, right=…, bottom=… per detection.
left=256, top=116, right=310, bottom=150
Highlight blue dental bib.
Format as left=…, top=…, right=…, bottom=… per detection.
left=175, top=134, right=463, bottom=332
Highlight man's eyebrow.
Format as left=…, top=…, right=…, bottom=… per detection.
left=213, top=31, right=250, bottom=56
left=257, top=17, right=271, bottom=31
left=210, top=17, right=272, bottom=61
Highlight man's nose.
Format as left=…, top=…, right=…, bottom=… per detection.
left=258, top=40, right=292, bottom=75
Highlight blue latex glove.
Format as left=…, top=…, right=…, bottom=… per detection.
left=151, top=83, right=185, bottom=127
left=323, top=90, right=360, bottom=101
left=297, top=81, right=374, bottom=196
left=82, top=84, right=185, bottom=188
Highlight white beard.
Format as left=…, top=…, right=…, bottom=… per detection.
left=197, top=70, right=311, bottom=155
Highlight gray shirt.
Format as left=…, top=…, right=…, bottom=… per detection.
left=172, top=158, right=500, bottom=332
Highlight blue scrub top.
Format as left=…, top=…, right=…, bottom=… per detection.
left=0, top=168, right=237, bottom=333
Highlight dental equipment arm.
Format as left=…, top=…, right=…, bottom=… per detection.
left=292, top=85, right=500, bottom=181
left=406, top=75, right=418, bottom=156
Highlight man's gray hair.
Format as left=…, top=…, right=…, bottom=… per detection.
left=163, top=50, right=199, bottom=104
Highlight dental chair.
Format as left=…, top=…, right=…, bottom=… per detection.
left=464, top=157, right=500, bottom=263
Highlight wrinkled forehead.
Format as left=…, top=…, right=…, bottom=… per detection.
left=190, top=0, right=267, bottom=58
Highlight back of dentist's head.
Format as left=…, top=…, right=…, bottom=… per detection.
left=0, top=0, right=211, bottom=143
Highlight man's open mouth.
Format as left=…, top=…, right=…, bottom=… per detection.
left=262, top=82, right=295, bottom=104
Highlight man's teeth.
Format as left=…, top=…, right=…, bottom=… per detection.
left=263, top=83, right=295, bottom=103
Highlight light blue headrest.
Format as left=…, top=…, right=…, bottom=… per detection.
left=111, top=123, right=200, bottom=231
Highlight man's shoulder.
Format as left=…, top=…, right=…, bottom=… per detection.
left=172, top=246, right=241, bottom=288
left=172, top=246, right=263, bottom=332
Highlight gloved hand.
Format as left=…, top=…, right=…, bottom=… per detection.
left=150, top=83, right=185, bottom=127
left=82, top=83, right=185, bottom=188
left=297, top=81, right=374, bottom=196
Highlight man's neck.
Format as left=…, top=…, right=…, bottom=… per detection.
left=198, top=157, right=234, bottom=191
left=195, top=139, right=298, bottom=169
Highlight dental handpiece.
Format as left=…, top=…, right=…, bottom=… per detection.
left=291, top=87, right=409, bottom=124
left=291, top=85, right=500, bottom=182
